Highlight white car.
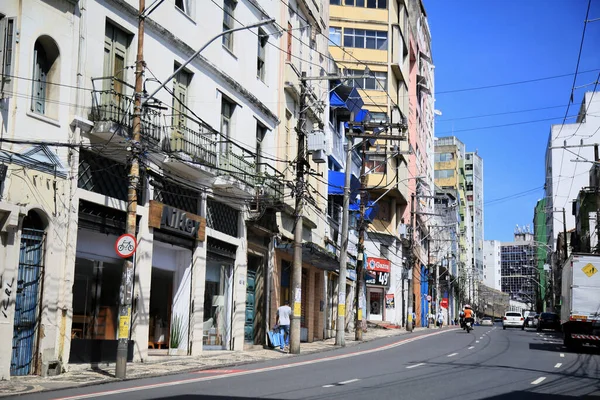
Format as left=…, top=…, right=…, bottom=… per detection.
left=503, top=312, right=524, bottom=330
left=481, top=317, right=493, bottom=326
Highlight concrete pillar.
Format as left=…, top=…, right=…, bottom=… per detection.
left=190, top=193, right=208, bottom=356
left=232, top=212, right=248, bottom=351
left=306, top=267, right=315, bottom=342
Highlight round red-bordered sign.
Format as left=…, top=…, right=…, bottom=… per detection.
left=115, top=233, right=137, bottom=258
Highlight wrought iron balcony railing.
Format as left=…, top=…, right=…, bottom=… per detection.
left=166, top=124, right=218, bottom=167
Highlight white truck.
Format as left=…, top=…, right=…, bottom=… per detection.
left=560, top=254, right=600, bottom=349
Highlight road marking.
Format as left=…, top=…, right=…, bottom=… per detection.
left=406, top=363, right=425, bottom=369
left=479, top=337, right=483, bottom=340
left=468, top=346, right=474, bottom=349
left=447, top=353, right=458, bottom=357
left=197, top=369, right=244, bottom=374
left=323, top=385, right=335, bottom=388
left=554, top=363, right=562, bottom=368
left=476, top=341, right=480, bottom=343
left=560, top=353, right=565, bottom=358
left=53, top=329, right=458, bottom=400
left=339, top=379, right=360, bottom=385
left=531, top=377, right=546, bottom=385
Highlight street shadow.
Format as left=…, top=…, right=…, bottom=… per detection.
left=529, top=342, right=600, bottom=355
left=480, top=391, right=598, bottom=399
left=153, top=396, right=283, bottom=400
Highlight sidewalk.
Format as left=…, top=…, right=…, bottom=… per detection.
left=0, top=326, right=426, bottom=397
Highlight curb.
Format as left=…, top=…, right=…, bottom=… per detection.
left=9, top=328, right=428, bottom=397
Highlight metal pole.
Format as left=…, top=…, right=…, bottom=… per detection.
left=562, top=208, right=568, bottom=262
left=290, top=72, right=307, bottom=355
left=355, top=140, right=367, bottom=340
left=336, top=131, right=354, bottom=346
left=595, top=144, right=600, bottom=254
left=435, top=257, right=439, bottom=327
left=116, top=0, right=145, bottom=379
left=407, top=192, right=415, bottom=332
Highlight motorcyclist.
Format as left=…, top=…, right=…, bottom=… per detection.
left=463, top=305, right=474, bottom=330
left=459, top=310, right=465, bottom=329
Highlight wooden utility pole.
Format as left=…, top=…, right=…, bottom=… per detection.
left=116, top=0, right=145, bottom=379
left=290, top=72, right=308, bottom=354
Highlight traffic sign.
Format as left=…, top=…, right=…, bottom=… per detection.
left=440, top=298, right=449, bottom=309
left=115, top=234, right=137, bottom=258
left=426, top=295, right=432, bottom=302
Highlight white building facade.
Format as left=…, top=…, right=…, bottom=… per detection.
left=483, top=240, right=501, bottom=290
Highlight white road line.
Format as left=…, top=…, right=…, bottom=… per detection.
left=468, top=346, right=475, bottom=350
left=323, top=385, right=335, bottom=388
left=476, top=341, right=480, bottom=343
left=406, top=363, right=425, bottom=369
left=447, top=353, right=458, bottom=357
left=531, top=377, right=546, bottom=385
left=554, top=363, right=562, bottom=368
left=560, top=353, right=565, bottom=358
left=479, top=337, right=483, bottom=340
left=339, top=379, right=360, bottom=385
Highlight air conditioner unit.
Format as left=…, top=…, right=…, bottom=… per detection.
left=312, top=149, right=327, bottom=164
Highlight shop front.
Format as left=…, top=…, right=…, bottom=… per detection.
left=366, top=257, right=391, bottom=322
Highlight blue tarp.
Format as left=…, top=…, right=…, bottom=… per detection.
left=344, top=109, right=371, bottom=132
left=330, top=85, right=364, bottom=115
left=349, top=199, right=378, bottom=221
left=328, top=170, right=360, bottom=196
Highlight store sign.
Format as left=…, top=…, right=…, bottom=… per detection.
left=348, top=269, right=357, bottom=281
left=366, top=257, right=391, bottom=273
left=386, top=294, right=395, bottom=309
left=149, top=201, right=206, bottom=241
left=365, top=270, right=390, bottom=286
left=440, top=298, right=449, bottom=309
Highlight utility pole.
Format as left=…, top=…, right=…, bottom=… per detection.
left=290, top=72, right=308, bottom=355
left=336, top=125, right=355, bottom=347
left=116, top=0, right=145, bottom=380
left=562, top=207, right=568, bottom=262
left=355, top=139, right=367, bottom=341
left=595, top=144, right=600, bottom=254
left=406, top=192, right=415, bottom=332
left=435, top=256, right=439, bottom=326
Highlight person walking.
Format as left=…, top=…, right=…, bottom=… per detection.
left=276, top=300, right=292, bottom=352
left=437, top=310, right=444, bottom=329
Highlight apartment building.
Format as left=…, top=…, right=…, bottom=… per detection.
left=328, top=0, right=434, bottom=327
left=501, top=229, right=538, bottom=308
left=465, top=152, right=484, bottom=284
left=483, top=240, right=501, bottom=291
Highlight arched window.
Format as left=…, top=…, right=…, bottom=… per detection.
left=31, top=36, right=60, bottom=117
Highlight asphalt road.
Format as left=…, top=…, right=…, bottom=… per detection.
left=13, top=324, right=600, bottom=400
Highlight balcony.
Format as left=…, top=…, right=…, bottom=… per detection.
left=391, top=25, right=409, bottom=83
left=329, top=121, right=345, bottom=168
left=166, top=124, right=218, bottom=167
left=89, top=77, right=163, bottom=144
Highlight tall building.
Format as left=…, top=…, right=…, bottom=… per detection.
left=465, top=152, right=484, bottom=283
left=483, top=240, right=501, bottom=291
left=545, top=92, right=600, bottom=251
left=434, top=136, right=476, bottom=303
left=501, top=228, right=538, bottom=309
left=328, top=0, right=434, bottom=327
left=533, top=198, right=548, bottom=311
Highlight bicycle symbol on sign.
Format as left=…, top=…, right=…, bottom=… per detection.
left=118, top=240, right=134, bottom=252
left=116, top=234, right=137, bottom=258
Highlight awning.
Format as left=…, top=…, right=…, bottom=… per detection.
left=330, top=85, right=364, bottom=116
left=344, top=109, right=370, bottom=132
left=349, top=199, right=379, bottom=221
left=328, top=170, right=360, bottom=196
left=276, top=242, right=339, bottom=271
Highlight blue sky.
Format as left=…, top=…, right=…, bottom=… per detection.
left=426, top=0, right=600, bottom=242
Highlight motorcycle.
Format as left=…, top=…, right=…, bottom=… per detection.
left=465, top=320, right=472, bottom=333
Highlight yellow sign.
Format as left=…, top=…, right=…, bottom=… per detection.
left=338, top=304, right=346, bottom=317
left=582, top=263, right=598, bottom=278
left=293, top=302, right=301, bottom=317
left=357, top=309, right=362, bottom=321
left=118, top=308, right=131, bottom=339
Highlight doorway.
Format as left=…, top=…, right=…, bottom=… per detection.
left=148, top=268, right=174, bottom=349
left=203, top=258, right=233, bottom=350
left=367, top=287, right=384, bottom=321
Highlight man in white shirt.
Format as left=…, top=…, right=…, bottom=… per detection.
left=277, top=300, right=292, bottom=352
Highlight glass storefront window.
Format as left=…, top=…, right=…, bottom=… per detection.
left=71, top=258, right=121, bottom=340
left=203, top=258, right=233, bottom=350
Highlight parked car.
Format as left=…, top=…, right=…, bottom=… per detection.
left=503, top=312, right=524, bottom=330
left=481, top=317, right=493, bottom=326
left=524, top=314, right=538, bottom=328
left=537, top=312, right=561, bottom=332
left=494, top=317, right=503, bottom=323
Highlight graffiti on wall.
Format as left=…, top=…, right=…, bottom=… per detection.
left=0, top=275, right=15, bottom=318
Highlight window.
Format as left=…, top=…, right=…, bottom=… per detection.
left=346, top=0, right=365, bottom=5
left=434, top=169, right=454, bottom=179
left=257, top=29, right=267, bottom=81
left=329, top=27, right=342, bottom=46
left=348, top=69, right=387, bottom=90
left=343, top=28, right=387, bottom=50
left=175, top=0, right=193, bottom=17
left=256, top=123, right=267, bottom=172
left=221, top=98, right=235, bottom=153
left=31, top=36, right=60, bottom=117
left=435, top=152, right=454, bottom=162
left=366, top=154, right=386, bottom=173
left=0, top=16, right=16, bottom=93
left=222, top=0, right=236, bottom=51
left=330, top=0, right=341, bottom=4
left=104, top=22, right=129, bottom=103
left=370, top=112, right=388, bottom=123
left=286, top=22, right=292, bottom=62
left=366, top=0, right=387, bottom=8
left=172, top=65, right=191, bottom=129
